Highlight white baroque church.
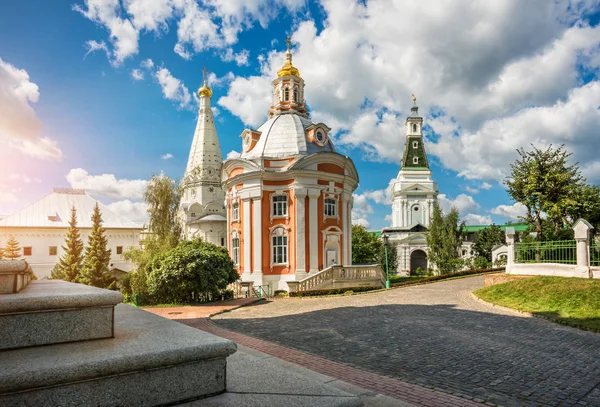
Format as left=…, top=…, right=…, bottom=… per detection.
left=382, top=98, right=439, bottom=275
left=178, top=79, right=227, bottom=247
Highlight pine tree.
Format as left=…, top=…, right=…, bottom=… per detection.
left=51, top=206, right=84, bottom=281
left=426, top=204, right=465, bottom=274
left=4, top=235, right=21, bottom=259
left=81, top=202, right=113, bottom=288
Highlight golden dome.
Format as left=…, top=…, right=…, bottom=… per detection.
left=277, top=60, right=300, bottom=77
left=198, top=81, right=212, bottom=98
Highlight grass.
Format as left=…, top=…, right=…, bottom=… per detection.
left=389, top=275, right=424, bottom=284
left=474, top=276, right=600, bottom=332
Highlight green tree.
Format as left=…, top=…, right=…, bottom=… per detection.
left=505, top=145, right=583, bottom=241
left=147, top=239, right=238, bottom=304
left=123, top=174, right=182, bottom=296
left=426, top=204, right=465, bottom=274
left=471, top=224, right=506, bottom=267
left=4, top=235, right=21, bottom=259
left=567, top=184, right=600, bottom=233
left=351, top=225, right=381, bottom=264
left=378, top=241, right=398, bottom=276
left=51, top=207, right=84, bottom=281
left=81, top=203, right=113, bottom=288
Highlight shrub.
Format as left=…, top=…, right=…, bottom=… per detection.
left=343, top=290, right=354, bottom=295
left=274, top=290, right=289, bottom=298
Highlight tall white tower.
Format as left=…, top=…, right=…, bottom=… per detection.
left=179, top=76, right=227, bottom=246
left=384, top=96, right=438, bottom=275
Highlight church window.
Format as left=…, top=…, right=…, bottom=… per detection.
left=232, top=203, right=239, bottom=221
left=293, top=87, right=298, bottom=103
left=116, top=246, right=123, bottom=255
left=232, top=237, right=240, bottom=265
left=413, top=141, right=418, bottom=149
left=191, top=212, right=196, bottom=218
left=272, top=194, right=288, bottom=217
left=271, top=228, right=288, bottom=265
left=462, top=249, right=467, bottom=257
left=23, top=247, right=32, bottom=256
left=284, top=87, right=290, bottom=102
left=413, top=157, right=419, bottom=164
left=49, top=246, right=57, bottom=256
left=324, top=198, right=337, bottom=217
left=412, top=124, right=417, bottom=133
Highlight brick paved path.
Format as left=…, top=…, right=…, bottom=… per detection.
left=142, top=297, right=260, bottom=319
left=181, top=318, right=485, bottom=407
left=210, top=276, right=600, bottom=407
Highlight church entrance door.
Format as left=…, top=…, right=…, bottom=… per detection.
left=410, top=250, right=427, bottom=273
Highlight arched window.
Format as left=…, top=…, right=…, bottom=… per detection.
left=412, top=124, right=417, bottom=133
left=284, top=87, right=290, bottom=102
left=232, top=203, right=239, bottom=221
left=271, top=228, right=288, bottom=265
left=232, top=236, right=240, bottom=265
left=413, top=141, right=418, bottom=149
left=413, top=157, right=419, bottom=164
left=293, top=87, right=298, bottom=103
left=324, top=198, right=337, bottom=217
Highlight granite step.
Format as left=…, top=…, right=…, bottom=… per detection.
left=0, top=280, right=122, bottom=350
left=0, top=304, right=237, bottom=406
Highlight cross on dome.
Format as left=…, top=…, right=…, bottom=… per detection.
left=198, top=66, right=212, bottom=98
left=277, top=36, right=300, bottom=77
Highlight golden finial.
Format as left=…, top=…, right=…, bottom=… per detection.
left=412, top=93, right=417, bottom=103
left=277, top=36, right=300, bottom=77
left=198, top=67, right=212, bottom=98
left=285, top=36, right=292, bottom=53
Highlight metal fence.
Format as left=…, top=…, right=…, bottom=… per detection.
left=591, top=239, right=600, bottom=267
left=514, top=240, right=577, bottom=264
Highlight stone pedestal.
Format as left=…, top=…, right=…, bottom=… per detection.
left=0, top=260, right=33, bottom=294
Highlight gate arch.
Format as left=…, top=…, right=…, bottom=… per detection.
left=410, top=249, right=427, bottom=273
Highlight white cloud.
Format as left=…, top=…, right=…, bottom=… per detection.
left=221, top=48, right=250, bottom=66
left=480, top=182, right=492, bottom=190
left=438, top=193, right=479, bottom=215
left=351, top=193, right=373, bottom=228
left=131, top=68, right=144, bottom=80
left=582, top=161, right=600, bottom=183
left=107, top=199, right=148, bottom=224
left=226, top=150, right=241, bottom=159
left=123, top=0, right=174, bottom=32
left=0, top=58, right=62, bottom=161
left=84, top=40, right=110, bottom=58
left=218, top=74, right=272, bottom=127
left=464, top=186, right=479, bottom=195
left=491, top=202, right=528, bottom=220
left=161, top=153, right=173, bottom=160
left=66, top=168, right=147, bottom=200
left=463, top=213, right=493, bottom=226
left=140, top=58, right=154, bottom=70
left=155, top=67, right=192, bottom=108
left=74, top=0, right=139, bottom=65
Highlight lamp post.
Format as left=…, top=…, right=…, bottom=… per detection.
left=382, top=232, right=390, bottom=289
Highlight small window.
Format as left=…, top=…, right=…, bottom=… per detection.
left=284, top=87, right=289, bottom=102
left=272, top=195, right=287, bottom=217
left=116, top=246, right=123, bottom=255
left=324, top=198, right=337, bottom=217
left=412, top=124, right=417, bottom=132
left=221, top=238, right=225, bottom=247
left=232, top=237, right=240, bottom=265
left=49, top=246, right=57, bottom=256
left=23, top=247, right=32, bottom=256
left=413, top=141, right=418, bottom=149
left=315, top=130, right=325, bottom=143
left=232, top=203, right=239, bottom=221
left=293, top=87, right=298, bottom=102
left=413, top=157, right=419, bottom=164
left=462, top=249, right=467, bottom=256
left=191, top=212, right=196, bottom=218
left=272, top=235, right=288, bottom=264
left=413, top=206, right=419, bottom=212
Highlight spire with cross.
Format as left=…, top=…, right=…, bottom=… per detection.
left=198, top=67, right=212, bottom=98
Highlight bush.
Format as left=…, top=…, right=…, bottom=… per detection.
left=343, top=290, right=354, bottom=295
left=473, top=256, right=491, bottom=270
left=412, top=267, right=426, bottom=277
left=274, top=290, right=289, bottom=298
left=289, top=286, right=380, bottom=297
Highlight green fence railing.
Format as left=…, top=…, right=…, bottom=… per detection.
left=591, top=240, right=600, bottom=266
left=514, top=240, right=577, bottom=264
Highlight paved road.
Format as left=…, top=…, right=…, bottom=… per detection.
left=212, top=276, right=600, bottom=407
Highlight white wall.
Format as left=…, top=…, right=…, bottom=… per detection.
left=0, top=228, right=141, bottom=279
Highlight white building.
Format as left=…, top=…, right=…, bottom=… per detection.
left=178, top=79, right=227, bottom=246
left=0, top=188, right=143, bottom=279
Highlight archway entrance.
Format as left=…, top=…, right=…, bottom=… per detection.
left=410, top=250, right=427, bottom=273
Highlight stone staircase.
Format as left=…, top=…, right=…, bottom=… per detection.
left=288, top=264, right=386, bottom=292
left=0, top=278, right=236, bottom=406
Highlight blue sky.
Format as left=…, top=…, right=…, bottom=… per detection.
left=0, top=0, right=599, bottom=230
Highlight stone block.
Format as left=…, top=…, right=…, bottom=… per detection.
left=0, top=280, right=122, bottom=350
left=0, top=304, right=236, bottom=406
left=0, top=260, right=33, bottom=294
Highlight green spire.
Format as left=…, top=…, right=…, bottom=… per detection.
left=401, top=101, right=430, bottom=170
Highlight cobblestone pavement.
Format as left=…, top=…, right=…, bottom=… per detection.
left=212, top=276, right=600, bottom=407
left=142, top=297, right=261, bottom=319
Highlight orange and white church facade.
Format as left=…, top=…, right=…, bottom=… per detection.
left=221, top=43, right=359, bottom=291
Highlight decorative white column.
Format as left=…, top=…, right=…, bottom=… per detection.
left=573, top=219, right=593, bottom=276
left=308, top=189, right=320, bottom=273
left=347, top=196, right=353, bottom=264
left=242, top=197, right=252, bottom=278
left=403, top=200, right=408, bottom=227
left=294, top=188, right=307, bottom=278
left=341, top=193, right=350, bottom=265
left=252, top=196, right=263, bottom=279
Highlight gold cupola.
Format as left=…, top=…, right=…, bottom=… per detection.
left=198, top=80, right=212, bottom=98
left=277, top=36, right=300, bottom=77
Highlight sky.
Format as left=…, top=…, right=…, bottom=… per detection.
left=0, top=0, right=599, bottom=230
